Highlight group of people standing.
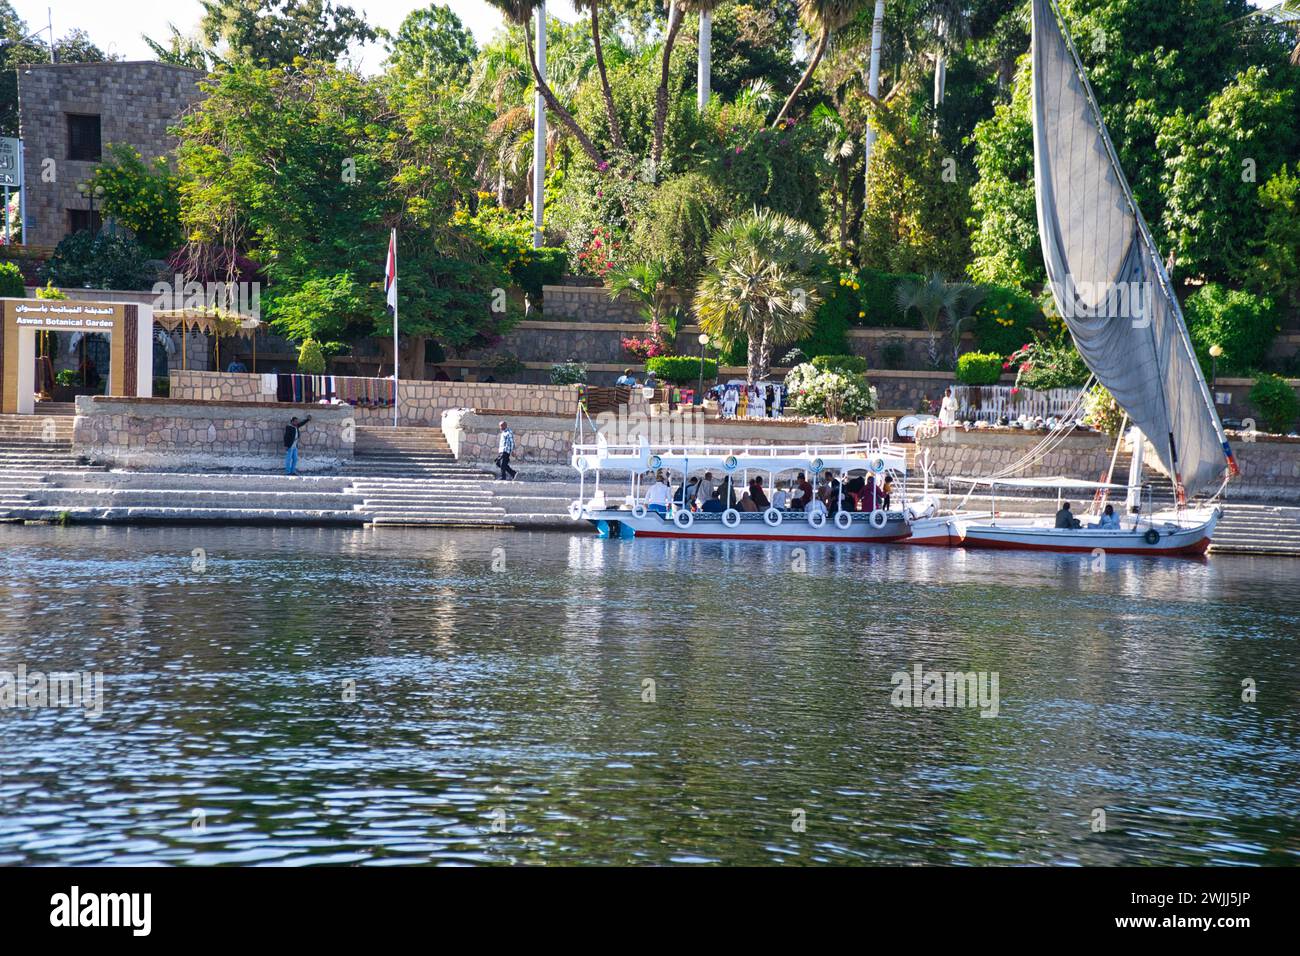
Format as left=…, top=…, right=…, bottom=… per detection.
left=642, top=469, right=894, bottom=516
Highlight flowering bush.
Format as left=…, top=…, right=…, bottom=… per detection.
left=621, top=336, right=667, bottom=360
left=785, top=362, right=878, bottom=420
left=1082, top=384, right=1126, bottom=436
left=574, top=225, right=622, bottom=278
left=1006, top=328, right=1090, bottom=391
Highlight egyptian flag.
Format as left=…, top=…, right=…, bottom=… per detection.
left=384, top=228, right=398, bottom=315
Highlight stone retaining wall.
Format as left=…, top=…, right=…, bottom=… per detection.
left=73, top=395, right=355, bottom=473
left=916, top=427, right=1114, bottom=483
left=169, top=371, right=613, bottom=424
left=1211, top=437, right=1300, bottom=503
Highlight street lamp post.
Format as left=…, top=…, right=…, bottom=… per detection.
left=75, top=180, right=104, bottom=232
left=696, top=332, right=709, bottom=405
left=1209, top=344, right=1223, bottom=389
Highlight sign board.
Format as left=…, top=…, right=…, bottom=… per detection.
left=0, top=138, right=19, bottom=188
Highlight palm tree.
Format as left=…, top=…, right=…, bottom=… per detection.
left=863, top=0, right=886, bottom=210
left=811, top=101, right=856, bottom=248
left=1284, top=0, right=1300, bottom=65
left=485, top=0, right=609, bottom=170
left=773, top=0, right=866, bottom=128
left=944, top=282, right=986, bottom=366
left=607, top=261, right=672, bottom=344
left=694, top=0, right=722, bottom=110
left=694, top=209, right=830, bottom=382
left=896, top=271, right=957, bottom=368
left=571, top=0, right=626, bottom=151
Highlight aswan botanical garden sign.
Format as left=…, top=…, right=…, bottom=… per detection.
left=0, top=298, right=154, bottom=414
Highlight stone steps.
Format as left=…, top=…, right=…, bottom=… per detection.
left=7, top=505, right=367, bottom=525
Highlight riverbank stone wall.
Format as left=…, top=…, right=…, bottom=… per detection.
left=73, top=395, right=355, bottom=472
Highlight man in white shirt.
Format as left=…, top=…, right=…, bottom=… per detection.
left=806, top=497, right=828, bottom=518
left=771, top=486, right=789, bottom=510
left=644, top=474, right=672, bottom=513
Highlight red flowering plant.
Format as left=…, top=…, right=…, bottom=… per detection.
left=574, top=225, right=622, bottom=278
left=1005, top=328, right=1090, bottom=393
left=621, top=337, right=667, bottom=360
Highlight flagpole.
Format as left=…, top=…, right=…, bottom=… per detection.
left=391, top=228, right=399, bottom=428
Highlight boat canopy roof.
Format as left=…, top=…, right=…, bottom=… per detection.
left=946, top=475, right=1131, bottom=491
left=572, top=438, right=906, bottom=477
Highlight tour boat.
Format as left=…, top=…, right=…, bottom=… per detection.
left=568, top=437, right=912, bottom=543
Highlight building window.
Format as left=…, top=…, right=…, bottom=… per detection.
left=67, top=114, right=102, bottom=162
left=68, top=209, right=102, bottom=235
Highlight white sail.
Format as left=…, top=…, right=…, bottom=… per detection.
left=1031, top=0, right=1237, bottom=498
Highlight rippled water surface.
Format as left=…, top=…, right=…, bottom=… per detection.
left=0, top=524, right=1297, bottom=866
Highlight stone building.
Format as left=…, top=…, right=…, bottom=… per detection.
left=17, top=61, right=204, bottom=248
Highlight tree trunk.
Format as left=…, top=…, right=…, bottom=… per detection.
left=397, top=335, right=426, bottom=381
left=757, top=326, right=772, bottom=384
left=773, top=28, right=828, bottom=128
left=590, top=3, right=625, bottom=151
left=523, top=18, right=607, bottom=171
left=650, top=3, right=685, bottom=177
left=746, top=334, right=761, bottom=385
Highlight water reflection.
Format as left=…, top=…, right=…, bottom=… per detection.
left=0, top=525, right=1296, bottom=866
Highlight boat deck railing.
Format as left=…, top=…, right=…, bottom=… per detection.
left=572, top=439, right=907, bottom=461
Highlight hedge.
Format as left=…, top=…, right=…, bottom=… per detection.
left=955, top=351, right=1005, bottom=385
left=1250, top=373, right=1298, bottom=434
left=646, top=355, right=719, bottom=385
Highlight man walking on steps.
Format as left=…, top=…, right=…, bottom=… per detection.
left=496, top=420, right=518, bottom=481
left=284, top=415, right=312, bottom=476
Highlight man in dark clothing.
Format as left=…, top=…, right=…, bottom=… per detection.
left=1055, top=501, right=1082, bottom=529
left=496, top=420, right=518, bottom=480
left=284, top=415, right=312, bottom=476
left=792, top=472, right=813, bottom=510
left=749, top=477, right=770, bottom=510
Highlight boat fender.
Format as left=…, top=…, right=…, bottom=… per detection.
left=674, top=510, right=695, bottom=530
left=834, top=510, right=852, bottom=530
left=870, top=509, right=888, bottom=529
left=568, top=501, right=584, bottom=521
left=808, top=511, right=826, bottom=529
left=763, top=508, right=782, bottom=527
left=631, top=503, right=647, bottom=519
left=722, top=508, right=741, bottom=528
left=1144, top=528, right=1160, bottom=545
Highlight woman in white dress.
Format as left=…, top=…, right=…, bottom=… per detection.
left=938, top=387, right=958, bottom=428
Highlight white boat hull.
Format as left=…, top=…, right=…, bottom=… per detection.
left=957, top=508, right=1220, bottom=556
left=584, top=508, right=912, bottom=543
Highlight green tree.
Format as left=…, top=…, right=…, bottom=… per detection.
left=1158, top=66, right=1298, bottom=284
left=198, top=0, right=375, bottom=66
left=382, top=4, right=478, bottom=87
left=143, top=24, right=211, bottom=70
left=1248, top=164, right=1300, bottom=309
left=90, top=144, right=183, bottom=258
left=772, top=0, right=865, bottom=127
left=861, top=86, right=972, bottom=279
left=694, top=208, right=829, bottom=381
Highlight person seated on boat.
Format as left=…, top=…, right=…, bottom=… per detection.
left=805, top=496, right=829, bottom=519
left=1094, top=503, right=1120, bottom=530
left=791, top=472, right=813, bottom=510
left=740, top=491, right=759, bottom=513
left=1054, top=501, right=1082, bottom=529
left=697, top=471, right=716, bottom=501
left=771, top=485, right=790, bottom=511
left=645, top=473, right=672, bottom=514
left=701, top=490, right=725, bottom=514
left=749, top=477, right=770, bottom=510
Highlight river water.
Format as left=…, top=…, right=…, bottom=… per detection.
left=0, top=524, right=1296, bottom=866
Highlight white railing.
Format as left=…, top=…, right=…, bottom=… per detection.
left=951, top=385, right=1085, bottom=423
